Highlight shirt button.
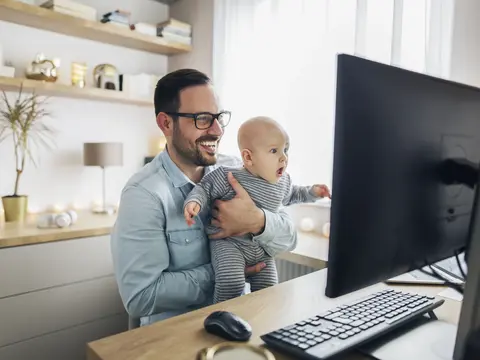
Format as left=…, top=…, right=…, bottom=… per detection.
left=185, top=239, right=190, bottom=243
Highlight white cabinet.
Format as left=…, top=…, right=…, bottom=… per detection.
left=0, top=235, right=128, bottom=360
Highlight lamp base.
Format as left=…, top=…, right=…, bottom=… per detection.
left=92, top=206, right=116, bottom=215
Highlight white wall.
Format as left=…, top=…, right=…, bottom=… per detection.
left=0, top=0, right=170, bottom=212
left=449, top=0, right=480, bottom=87
left=168, top=0, right=214, bottom=78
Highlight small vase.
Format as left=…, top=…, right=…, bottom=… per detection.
left=2, top=195, right=28, bottom=222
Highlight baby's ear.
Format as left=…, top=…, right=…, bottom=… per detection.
left=241, top=148, right=253, bottom=166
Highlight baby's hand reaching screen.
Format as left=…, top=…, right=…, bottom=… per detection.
left=184, top=201, right=201, bottom=226
left=313, top=184, right=331, bottom=199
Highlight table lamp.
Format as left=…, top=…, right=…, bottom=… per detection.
left=83, top=142, right=123, bottom=214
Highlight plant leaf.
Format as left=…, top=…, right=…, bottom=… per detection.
left=0, top=87, right=57, bottom=184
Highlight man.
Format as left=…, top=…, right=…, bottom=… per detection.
left=111, top=69, right=297, bottom=326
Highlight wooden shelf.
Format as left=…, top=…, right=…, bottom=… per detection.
left=0, top=0, right=191, bottom=55
left=0, top=76, right=153, bottom=107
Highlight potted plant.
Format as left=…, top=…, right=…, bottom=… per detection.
left=0, top=85, right=55, bottom=222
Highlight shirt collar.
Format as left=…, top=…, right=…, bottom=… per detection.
left=157, top=149, right=217, bottom=188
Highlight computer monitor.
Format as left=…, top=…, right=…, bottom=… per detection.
left=325, top=54, right=480, bottom=359
left=326, top=54, right=480, bottom=298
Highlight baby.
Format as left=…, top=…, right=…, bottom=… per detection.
left=183, top=116, right=331, bottom=303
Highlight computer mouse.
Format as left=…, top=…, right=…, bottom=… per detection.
left=203, top=310, right=252, bottom=342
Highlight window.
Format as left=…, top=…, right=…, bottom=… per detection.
left=213, top=0, right=454, bottom=187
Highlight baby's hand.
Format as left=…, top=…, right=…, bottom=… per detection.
left=184, top=201, right=201, bottom=226
left=313, top=184, right=331, bottom=199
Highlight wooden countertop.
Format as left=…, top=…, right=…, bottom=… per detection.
left=86, top=269, right=461, bottom=360
left=0, top=208, right=330, bottom=261
left=0, top=210, right=116, bottom=249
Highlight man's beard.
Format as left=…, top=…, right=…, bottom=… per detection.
left=172, top=125, right=219, bottom=166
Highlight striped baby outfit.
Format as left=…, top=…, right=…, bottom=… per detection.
left=184, top=166, right=319, bottom=303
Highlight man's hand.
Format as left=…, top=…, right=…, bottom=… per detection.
left=184, top=201, right=201, bottom=226
left=209, top=172, right=265, bottom=240
left=245, top=262, right=266, bottom=276
left=313, top=184, right=331, bottom=199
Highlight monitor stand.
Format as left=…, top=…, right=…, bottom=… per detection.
left=358, top=311, right=457, bottom=360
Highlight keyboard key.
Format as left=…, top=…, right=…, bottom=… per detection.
left=283, top=338, right=299, bottom=346
left=324, top=312, right=343, bottom=321
left=350, top=320, right=365, bottom=327
left=333, top=317, right=353, bottom=325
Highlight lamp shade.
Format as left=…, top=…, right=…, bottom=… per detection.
left=83, top=142, right=123, bottom=167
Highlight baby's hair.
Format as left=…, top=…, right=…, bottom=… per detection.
left=237, top=116, right=281, bottom=150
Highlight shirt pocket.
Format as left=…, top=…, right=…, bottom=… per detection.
left=167, top=227, right=210, bottom=270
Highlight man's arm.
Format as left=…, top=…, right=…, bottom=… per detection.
left=253, top=207, right=298, bottom=257
left=111, top=185, right=214, bottom=319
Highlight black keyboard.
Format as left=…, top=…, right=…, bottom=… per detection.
left=260, top=289, right=444, bottom=359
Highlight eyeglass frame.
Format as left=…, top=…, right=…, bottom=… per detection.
left=165, top=111, right=232, bottom=130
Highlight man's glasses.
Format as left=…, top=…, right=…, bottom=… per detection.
left=166, top=111, right=231, bottom=130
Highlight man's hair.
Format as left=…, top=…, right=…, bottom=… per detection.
left=154, top=69, right=211, bottom=117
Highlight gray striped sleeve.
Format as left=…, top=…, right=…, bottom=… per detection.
left=282, top=174, right=320, bottom=206
left=184, top=167, right=230, bottom=211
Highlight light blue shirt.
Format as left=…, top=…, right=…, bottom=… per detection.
left=110, top=150, right=298, bottom=325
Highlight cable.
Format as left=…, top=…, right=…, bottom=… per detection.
left=454, top=250, right=467, bottom=280
left=419, top=266, right=464, bottom=295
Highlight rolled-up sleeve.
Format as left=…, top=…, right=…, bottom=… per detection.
left=253, top=207, right=298, bottom=257
left=110, top=184, right=214, bottom=319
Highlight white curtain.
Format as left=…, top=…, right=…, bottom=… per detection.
left=213, top=0, right=454, bottom=187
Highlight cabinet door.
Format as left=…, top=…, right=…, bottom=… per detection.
left=0, top=235, right=114, bottom=298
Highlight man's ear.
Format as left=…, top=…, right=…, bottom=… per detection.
left=156, top=112, right=173, bottom=136
left=241, top=148, right=253, bottom=166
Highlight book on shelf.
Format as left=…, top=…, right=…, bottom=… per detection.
left=161, top=32, right=191, bottom=45
left=157, top=19, right=191, bottom=35
left=101, top=9, right=131, bottom=27
left=157, top=18, right=192, bottom=45
left=132, top=23, right=157, bottom=37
